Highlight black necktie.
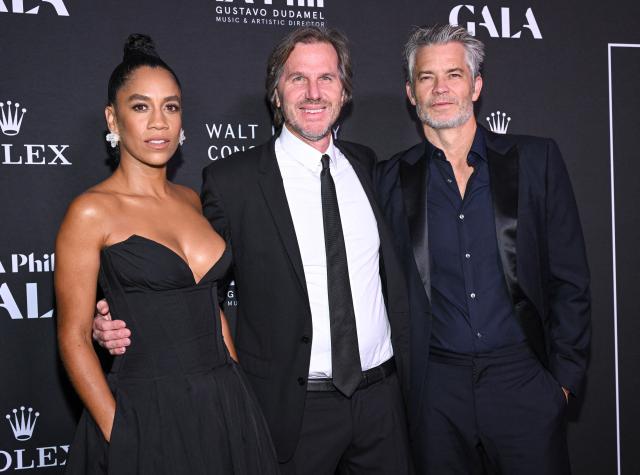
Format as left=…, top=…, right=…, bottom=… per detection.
left=320, top=154, right=362, bottom=397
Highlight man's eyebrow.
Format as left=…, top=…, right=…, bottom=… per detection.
left=416, top=67, right=465, bottom=75
left=126, top=94, right=181, bottom=102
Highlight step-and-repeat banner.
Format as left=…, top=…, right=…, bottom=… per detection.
left=1, top=1, right=639, bottom=473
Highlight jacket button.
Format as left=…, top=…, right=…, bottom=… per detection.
left=301, top=336, right=310, bottom=343
left=297, top=377, right=306, bottom=386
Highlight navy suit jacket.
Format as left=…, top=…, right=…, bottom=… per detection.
left=376, top=126, right=591, bottom=437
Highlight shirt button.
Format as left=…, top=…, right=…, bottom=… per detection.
left=459, top=214, right=465, bottom=220
left=297, top=377, right=306, bottom=386
left=465, top=253, right=471, bottom=259
left=470, top=292, right=476, bottom=299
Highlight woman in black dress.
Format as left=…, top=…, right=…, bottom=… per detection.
left=56, top=34, right=278, bottom=474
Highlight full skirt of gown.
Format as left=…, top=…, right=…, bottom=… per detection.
left=64, top=235, right=279, bottom=474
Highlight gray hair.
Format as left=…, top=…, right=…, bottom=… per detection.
left=266, top=26, right=353, bottom=128
left=404, top=24, right=485, bottom=89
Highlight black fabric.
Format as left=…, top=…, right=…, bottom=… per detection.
left=376, top=128, right=590, bottom=445
left=64, top=236, right=278, bottom=474
left=201, top=139, right=410, bottom=462
left=320, top=154, right=362, bottom=397
left=398, top=142, right=432, bottom=304
left=306, top=357, right=396, bottom=392
left=280, top=373, right=412, bottom=475
left=421, top=344, right=570, bottom=475
left=486, top=145, right=549, bottom=367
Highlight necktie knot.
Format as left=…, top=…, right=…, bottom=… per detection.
left=321, top=154, right=331, bottom=171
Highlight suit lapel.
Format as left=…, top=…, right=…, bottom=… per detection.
left=399, top=146, right=432, bottom=301
left=486, top=135, right=549, bottom=365
left=257, top=139, right=307, bottom=293
left=486, top=141, right=521, bottom=301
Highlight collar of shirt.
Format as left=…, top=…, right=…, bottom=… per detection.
left=425, top=125, right=488, bottom=166
left=277, top=124, right=339, bottom=174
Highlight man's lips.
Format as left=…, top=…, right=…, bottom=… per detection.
left=430, top=100, right=455, bottom=107
left=299, top=106, right=326, bottom=114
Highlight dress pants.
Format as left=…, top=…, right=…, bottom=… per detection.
left=418, top=343, right=571, bottom=475
left=280, top=372, right=412, bottom=475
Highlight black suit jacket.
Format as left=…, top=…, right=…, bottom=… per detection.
left=376, top=126, right=591, bottom=437
left=201, top=137, right=409, bottom=462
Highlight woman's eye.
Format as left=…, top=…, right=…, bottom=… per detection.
left=132, top=103, right=148, bottom=112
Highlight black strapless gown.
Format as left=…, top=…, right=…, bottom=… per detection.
left=64, top=235, right=279, bottom=474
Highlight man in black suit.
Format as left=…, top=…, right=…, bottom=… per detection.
left=94, top=26, right=411, bottom=474
left=376, top=25, right=590, bottom=474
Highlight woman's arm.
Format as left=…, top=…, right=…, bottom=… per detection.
left=55, top=194, right=116, bottom=441
left=220, top=309, right=238, bottom=363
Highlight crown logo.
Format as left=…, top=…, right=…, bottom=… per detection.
left=5, top=406, right=39, bottom=441
left=486, top=110, right=511, bottom=134
left=0, top=100, right=28, bottom=136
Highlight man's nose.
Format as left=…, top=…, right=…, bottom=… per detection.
left=305, top=80, right=321, bottom=100
left=432, top=76, right=449, bottom=94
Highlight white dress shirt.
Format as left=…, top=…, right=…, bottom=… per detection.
left=275, top=125, right=393, bottom=378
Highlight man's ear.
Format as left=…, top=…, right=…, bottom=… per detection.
left=406, top=82, right=417, bottom=106
left=472, top=75, right=483, bottom=102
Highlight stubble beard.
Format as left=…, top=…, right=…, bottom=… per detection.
left=287, top=121, right=333, bottom=142
left=283, top=99, right=337, bottom=142
left=416, top=97, right=474, bottom=130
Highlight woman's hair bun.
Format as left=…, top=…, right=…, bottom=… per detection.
left=107, top=32, right=180, bottom=107
left=123, top=33, right=159, bottom=61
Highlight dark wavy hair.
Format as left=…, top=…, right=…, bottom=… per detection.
left=266, top=26, right=352, bottom=128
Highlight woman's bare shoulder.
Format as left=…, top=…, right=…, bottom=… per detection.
left=65, top=186, right=120, bottom=222
left=58, top=184, right=124, bottom=247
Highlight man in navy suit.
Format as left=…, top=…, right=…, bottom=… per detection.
left=376, top=24, right=590, bottom=474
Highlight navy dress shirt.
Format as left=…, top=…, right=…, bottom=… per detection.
left=428, top=128, right=526, bottom=354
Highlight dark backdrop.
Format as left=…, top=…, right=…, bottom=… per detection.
left=1, top=1, right=638, bottom=473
